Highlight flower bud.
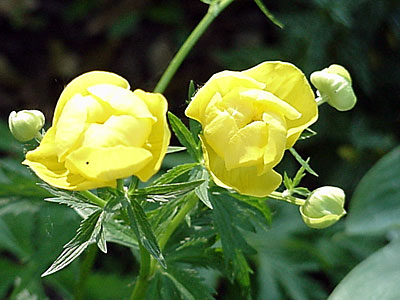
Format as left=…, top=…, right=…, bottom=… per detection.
left=310, top=64, right=356, bottom=111
left=300, top=186, right=346, bottom=229
left=8, top=110, right=45, bottom=142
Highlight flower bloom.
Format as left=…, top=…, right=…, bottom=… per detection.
left=23, top=71, right=170, bottom=190
left=185, top=61, right=318, bottom=197
left=300, top=186, right=346, bottom=229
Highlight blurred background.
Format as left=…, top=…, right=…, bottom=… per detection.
left=0, top=0, right=399, bottom=299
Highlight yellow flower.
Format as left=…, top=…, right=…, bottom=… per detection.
left=23, top=71, right=170, bottom=190
left=185, top=61, right=318, bottom=197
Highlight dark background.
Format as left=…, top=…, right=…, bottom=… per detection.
left=1, top=0, right=399, bottom=299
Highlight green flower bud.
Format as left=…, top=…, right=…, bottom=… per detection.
left=310, top=64, right=357, bottom=111
left=300, top=186, right=346, bottom=229
left=8, top=110, right=45, bottom=142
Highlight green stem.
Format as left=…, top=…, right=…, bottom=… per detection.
left=117, top=178, right=124, bottom=192
left=159, top=192, right=198, bottom=250
left=79, top=190, right=107, bottom=208
left=316, top=95, right=327, bottom=106
left=153, top=0, right=235, bottom=94
left=130, top=243, right=151, bottom=300
left=269, top=191, right=306, bottom=206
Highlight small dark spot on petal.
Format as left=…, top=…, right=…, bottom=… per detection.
left=86, top=161, right=89, bottom=165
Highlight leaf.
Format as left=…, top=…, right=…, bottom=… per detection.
left=168, top=112, right=201, bottom=162
left=134, top=180, right=205, bottom=202
left=209, top=191, right=255, bottom=295
left=42, top=209, right=103, bottom=277
left=104, top=220, right=138, bottom=249
left=162, top=267, right=215, bottom=300
left=232, top=193, right=271, bottom=226
left=346, top=146, right=400, bottom=235
left=152, top=163, right=199, bottom=185
left=190, top=165, right=212, bottom=209
left=166, top=146, right=186, bottom=154
left=122, top=196, right=166, bottom=268
left=289, top=147, right=318, bottom=177
left=254, top=0, right=284, bottom=28
left=328, top=239, right=400, bottom=300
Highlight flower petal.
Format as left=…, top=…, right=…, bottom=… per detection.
left=225, top=121, right=269, bottom=170
left=242, top=61, right=318, bottom=148
left=201, top=136, right=282, bottom=197
left=132, top=89, right=171, bottom=182
left=54, top=71, right=129, bottom=125
left=65, top=145, right=153, bottom=182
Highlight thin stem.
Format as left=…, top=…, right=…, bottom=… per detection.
left=153, top=0, right=235, bottom=94
left=316, top=95, right=327, bottom=106
left=159, top=192, right=198, bottom=250
left=79, top=190, right=107, bottom=208
left=269, top=191, right=306, bottom=206
left=130, top=243, right=151, bottom=300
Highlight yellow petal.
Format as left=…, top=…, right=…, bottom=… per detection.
left=224, top=121, right=269, bottom=170
left=81, top=115, right=153, bottom=148
left=87, top=84, right=156, bottom=121
left=203, top=110, right=238, bottom=159
left=130, top=90, right=171, bottom=182
left=262, top=112, right=287, bottom=169
left=65, top=145, right=153, bottom=182
left=201, top=136, right=282, bottom=197
left=23, top=128, right=115, bottom=190
left=242, top=61, right=318, bottom=148
left=219, top=88, right=254, bottom=128
left=54, top=71, right=129, bottom=125
left=185, top=71, right=265, bottom=124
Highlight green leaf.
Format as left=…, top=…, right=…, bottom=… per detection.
left=152, top=163, right=199, bottom=185
left=232, top=193, right=271, bottom=226
left=346, top=146, right=400, bottom=235
left=289, top=148, right=318, bottom=177
left=298, top=128, right=317, bottom=140
left=104, top=220, right=138, bottom=249
left=168, top=112, right=201, bottom=162
left=0, top=217, right=27, bottom=258
left=42, top=209, right=103, bottom=277
left=254, top=0, right=284, bottom=28
left=328, top=239, right=400, bottom=300
left=187, top=79, right=196, bottom=100
left=209, top=192, right=255, bottom=295
left=122, top=196, right=166, bottom=268
left=134, top=180, right=205, bottom=202
left=162, top=267, right=215, bottom=300
left=190, top=165, right=212, bottom=209
left=166, top=146, right=186, bottom=154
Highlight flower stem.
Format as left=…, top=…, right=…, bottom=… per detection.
left=153, top=0, right=235, bottom=94
left=130, top=243, right=151, bottom=300
left=159, top=192, right=198, bottom=250
left=79, top=190, right=107, bottom=208
left=269, top=191, right=306, bottom=206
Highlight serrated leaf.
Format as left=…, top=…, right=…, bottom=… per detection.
left=123, top=196, right=166, bottom=268
left=104, top=220, right=138, bottom=249
left=190, top=165, right=212, bottom=209
left=42, top=209, right=103, bottom=277
left=232, top=193, right=271, bottom=226
left=188, top=79, right=196, bottom=100
left=134, top=180, right=204, bottom=202
left=162, top=267, right=215, bottom=300
left=289, top=147, right=318, bottom=177
left=152, top=163, right=199, bottom=186
left=254, top=0, right=284, bottom=28
left=168, top=112, right=201, bottom=162
left=209, top=191, right=255, bottom=292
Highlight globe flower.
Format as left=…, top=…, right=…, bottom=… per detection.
left=23, top=71, right=171, bottom=190
left=310, top=64, right=357, bottom=111
left=9, top=110, right=45, bottom=142
left=300, top=186, right=346, bottom=229
left=185, top=61, right=318, bottom=197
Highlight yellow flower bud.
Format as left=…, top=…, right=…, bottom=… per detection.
left=310, top=64, right=357, bottom=111
left=22, top=71, right=171, bottom=191
left=300, top=186, right=346, bottom=229
left=8, top=110, right=45, bottom=142
left=185, top=61, right=318, bottom=197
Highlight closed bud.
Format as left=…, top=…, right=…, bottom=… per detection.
left=8, top=110, right=45, bottom=142
left=300, top=186, right=346, bottom=229
left=310, top=64, right=357, bottom=111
